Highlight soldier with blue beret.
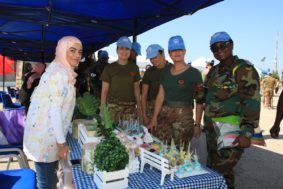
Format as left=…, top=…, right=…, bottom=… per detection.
left=148, top=35, right=204, bottom=149
left=203, top=31, right=261, bottom=188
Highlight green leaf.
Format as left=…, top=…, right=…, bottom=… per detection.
left=76, top=92, right=98, bottom=117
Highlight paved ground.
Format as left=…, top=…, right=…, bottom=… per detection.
left=234, top=89, right=283, bottom=189
left=1, top=90, right=283, bottom=189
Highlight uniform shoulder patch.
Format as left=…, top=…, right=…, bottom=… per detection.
left=244, top=59, right=254, bottom=66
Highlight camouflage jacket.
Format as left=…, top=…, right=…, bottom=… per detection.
left=262, top=76, right=277, bottom=90
left=204, top=56, right=260, bottom=134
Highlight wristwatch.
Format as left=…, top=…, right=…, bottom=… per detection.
left=194, top=123, right=201, bottom=128
left=241, top=131, right=253, bottom=138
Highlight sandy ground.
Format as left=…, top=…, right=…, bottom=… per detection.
left=234, top=89, right=283, bottom=189
left=1, top=90, right=283, bottom=189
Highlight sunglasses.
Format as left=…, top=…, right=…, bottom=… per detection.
left=210, top=42, right=230, bottom=53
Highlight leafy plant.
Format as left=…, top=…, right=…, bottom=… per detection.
left=94, top=135, right=129, bottom=172
left=76, top=92, right=98, bottom=118
left=94, top=105, right=129, bottom=172
left=96, top=105, right=115, bottom=138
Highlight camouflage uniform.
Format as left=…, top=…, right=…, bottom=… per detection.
left=203, top=56, right=260, bottom=188
left=144, top=100, right=154, bottom=120
left=153, top=64, right=205, bottom=149
left=153, top=105, right=194, bottom=149
left=88, top=62, right=109, bottom=100
left=142, top=64, right=170, bottom=122
left=101, top=61, right=141, bottom=126
left=107, top=100, right=137, bottom=126
left=262, top=75, right=277, bottom=108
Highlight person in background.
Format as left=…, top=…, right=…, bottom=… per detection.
left=142, top=44, right=168, bottom=126
left=270, top=90, right=283, bottom=138
left=148, top=35, right=204, bottom=149
left=95, top=50, right=103, bottom=62
left=75, top=51, right=94, bottom=96
left=262, top=73, right=278, bottom=109
left=129, top=41, right=141, bottom=64
left=23, top=36, right=83, bottom=189
left=19, top=62, right=46, bottom=114
left=22, top=62, right=33, bottom=80
left=202, top=60, right=214, bottom=80
left=203, top=31, right=260, bottom=189
left=88, top=50, right=109, bottom=99
left=145, top=64, right=152, bottom=70
left=101, top=36, right=141, bottom=125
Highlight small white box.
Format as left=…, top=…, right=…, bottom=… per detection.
left=78, top=124, right=100, bottom=147
left=93, top=166, right=129, bottom=189
left=140, top=147, right=174, bottom=185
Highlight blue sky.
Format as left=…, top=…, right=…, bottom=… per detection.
left=102, top=0, right=283, bottom=73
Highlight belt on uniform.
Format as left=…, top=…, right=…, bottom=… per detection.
left=212, top=115, right=240, bottom=125
left=108, top=101, right=136, bottom=106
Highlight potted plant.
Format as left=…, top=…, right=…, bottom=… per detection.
left=93, top=105, right=129, bottom=189
left=76, top=92, right=99, bottom=121
left=73, top=92, right=98, bottom=139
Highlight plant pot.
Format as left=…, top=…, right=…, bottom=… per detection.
left=78, top=124, right=100, bottom=148
left=72, top=119, right=95, bottom=139
left=93, top=166, right=129, bottom=189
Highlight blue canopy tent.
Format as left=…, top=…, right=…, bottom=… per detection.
left=0, top=0, right=223, bottom=62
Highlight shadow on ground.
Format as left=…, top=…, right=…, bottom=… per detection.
left=235, top=145, right=283, bottom=189
left=264, top=134, right=283, bottom=140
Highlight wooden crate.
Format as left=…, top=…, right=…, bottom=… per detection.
left=93, top=166, right=129, bottom=189
left=78, top=124, right=100, bottom=147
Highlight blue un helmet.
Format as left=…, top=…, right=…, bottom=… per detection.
left=168, top=35, right=186, bottom=51
left=146, top=44, right=164, bottom=59
left=210, top=31, right=232, bottom=46
left=98, top=50, right=109, bottom=59
left=132, top=42, right=141, bottom=55
left=116, top=36, right=132, bottom=49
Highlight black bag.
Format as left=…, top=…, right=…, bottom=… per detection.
left=18, top=88, right=28, bottom=104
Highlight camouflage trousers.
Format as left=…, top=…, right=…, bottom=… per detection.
left=153, top=105, right=194, bottom=149
left=108, top=101, right=137, bottom=126
left=204, top=118, right=243, bottom=189
left=263, top=89, right=274, bottom=108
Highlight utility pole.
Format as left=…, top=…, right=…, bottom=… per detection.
left=261, top=57, right=266, bottom=68
left=274, top=32, right=279, bottom=74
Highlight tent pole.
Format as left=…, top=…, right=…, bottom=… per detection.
left=2, top=53, right=5, bottom=91
left=133, top=18, right=138, bottom=42
left=41, top=25, right=45, bottom=63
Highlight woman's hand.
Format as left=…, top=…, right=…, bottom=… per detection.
left=143, top=115, right=150, bottom=126
left=148, top=118, right=157, bottom=133
left=57, top=143, right=69, bottom=160
left=193, top=127, right=202, bottom=138
left=137, top=107, right=143, bottom=122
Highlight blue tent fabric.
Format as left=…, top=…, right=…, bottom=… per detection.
left=0, top=0, right=223, bottom=62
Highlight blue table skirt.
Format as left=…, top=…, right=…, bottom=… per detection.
left=0, top=108, right=25, bottom=144
left=67, top=133, right=227, bottom=189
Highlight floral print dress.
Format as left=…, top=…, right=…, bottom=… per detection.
left=23, top=62, right=76, bottom=163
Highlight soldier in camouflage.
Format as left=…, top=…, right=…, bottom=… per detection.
left=100, top=36, right=141, bottom=125
left=203, top=32, right=261, bottom=189
left=141, top=44, right=169, bottom=126
left=261, top=73, right=278, bottom=109
left=148, top=35, right=204, bottom=150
